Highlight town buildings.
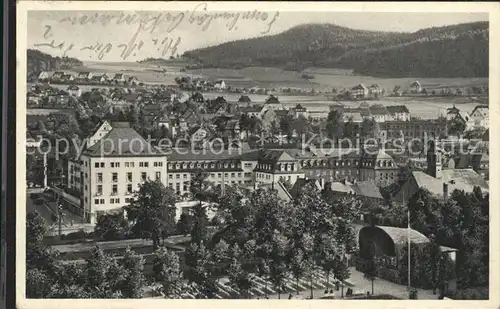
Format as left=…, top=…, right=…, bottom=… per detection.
left=470, top=105, right=489, bottom=129
left=382, top=119, right=448, bottom=140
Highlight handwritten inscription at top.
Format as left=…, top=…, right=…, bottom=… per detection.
left=33, top=3, right=280, bottom=61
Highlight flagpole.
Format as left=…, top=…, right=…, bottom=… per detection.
left=406, top=190, right=411, bottom=291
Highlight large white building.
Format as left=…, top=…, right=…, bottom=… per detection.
left=69, top=122, right=168, bottom=224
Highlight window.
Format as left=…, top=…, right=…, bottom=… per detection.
left=139, top=162, right=144, bottom=167
left=112, top=184, right=118, bottom=195
left=169, top=174, right=173, bottom=180
left=224, top=173, right=228, bottom=178
left=112, top=173, right=118, bottom=182
left=97, top=173, right=102, bottom=183
left=183, top=174, right=187, bottom=179
left=231, top=173, right=235, bottom=177
left=176, top=174, right=180, bottom=179
left=127, top=184, right=133, bottom=194
left=125, top=162, right=129, bottom=168
left=127, top=172, right=132, bottom=182
left=238, top=173, right=242, bottom=177
left=115, top=162, right=120, bottom=168
left=129, top=162, right=135, bottom=168
left=111, top=162, right=114, bottom=168
left=183, top=184, right=188, bottom=191
left=100, top=162, right=105, bottom=168
left=141, top=172, right=147, bottom=181
left=100, top=199, right=105, bottom=204
left=244, top=163, right=252, bottom=168
left=244, top=172, right=251, bottom=177
left=95, top=162, right=99, bottom=168
left=125, top=198, right=131, bottom=203
left=218, top=173, right=221, bottom=178
left=97, top=185, right=102, bottom=196
left=156, top=172, right=161, bottom=180
left=144, top=162, right=149, bottom=168
left=95, top=199, right=99, bottom=204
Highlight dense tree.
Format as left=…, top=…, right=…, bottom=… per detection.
left=227, top=244, right=253, bottom=298
left=94, top=212, right=128, bottom=241
left=85, top=246, right=127, bottom=298
left=333, top=257, right=350, bottom=298
left=364, top=242, right=378, bottom=295
left=177, top=213, right=193, bottom=236
left=326, top=109, right=344, bottom=142
left=152, top=246, right=184, bottom=298
left=120, top=247, right=146, bottom=298
left=447, top=116, right=467, bottom=136
left=124, top=180, right=177, bottom=250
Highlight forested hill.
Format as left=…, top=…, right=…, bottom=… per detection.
left=183, top=22, right=489, bottom=78
left=27, top=49, right=83, bottom=79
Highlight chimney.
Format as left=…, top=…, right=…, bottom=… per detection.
left=443, top=183, right=449, bottom=202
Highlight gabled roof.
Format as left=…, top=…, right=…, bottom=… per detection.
left=352, top=180, right=383, bottom=199
left=265, top=95, right=280, bottom=104
left=238, top=95, right=251, bottom=103
left=369, top=106, right=390, bottom=116
left=386, top=105, right=410, bottom=114
left=351, top=84, right=367, bottom=91
left=113, top=73, right=124, bottom=79
left=410, top=80, right=421, bottom=87
left=470, top=105, right=489, bottom=116
left=82, top=124, right=161, bottom=157
left=260, top=149, right=295, bottom=162
left=67, top=85, right=80, bottom=90
left=77, top=72, right=90, bottom=77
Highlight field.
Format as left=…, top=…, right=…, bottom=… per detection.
left=36, top=61, right=488, bottom=119
left=60, top=61, right=488, bottom=93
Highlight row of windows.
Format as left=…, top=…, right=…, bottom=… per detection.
left=168, top=161, right=241, bottom=170
left=168, top=172, right=245, bottom=180
left=92, top=161, right=163, bottom=168
left=94, top=197, right=132, bottom=205
left=95, top=183, right=136, bottom=196
left=95, top=172, right=161, bottom=183
left=257, top=173, right=271, bottom=180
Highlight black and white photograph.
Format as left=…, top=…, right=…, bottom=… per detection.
left=16, top=1, right=499, bottom=306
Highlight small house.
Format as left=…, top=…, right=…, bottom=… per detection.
left=113, top=73, right=126, bottom=84
left=67, top=85, right=81, bottom=97
left=410, top=80, right=422, bottom=93
left=349, top=84, right=369, bottom=99
left=214, top=80, right=226, bottom=90
left=76, top=72, right=93, bottom=81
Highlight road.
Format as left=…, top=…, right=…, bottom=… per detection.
left=26, top=191, right=84, bottom=227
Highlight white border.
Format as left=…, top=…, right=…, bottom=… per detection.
left=16, top=2, right=500, bottom=309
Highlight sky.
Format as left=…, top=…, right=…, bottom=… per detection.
left=27, top=10, right=488, bottom=62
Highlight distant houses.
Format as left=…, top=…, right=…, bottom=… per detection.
left=35, top=70, right=141, bottom=87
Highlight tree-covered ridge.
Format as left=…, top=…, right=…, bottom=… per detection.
left=183, top=22, right=488, bottom=77
left=27, top=49, right=83, bottom=79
